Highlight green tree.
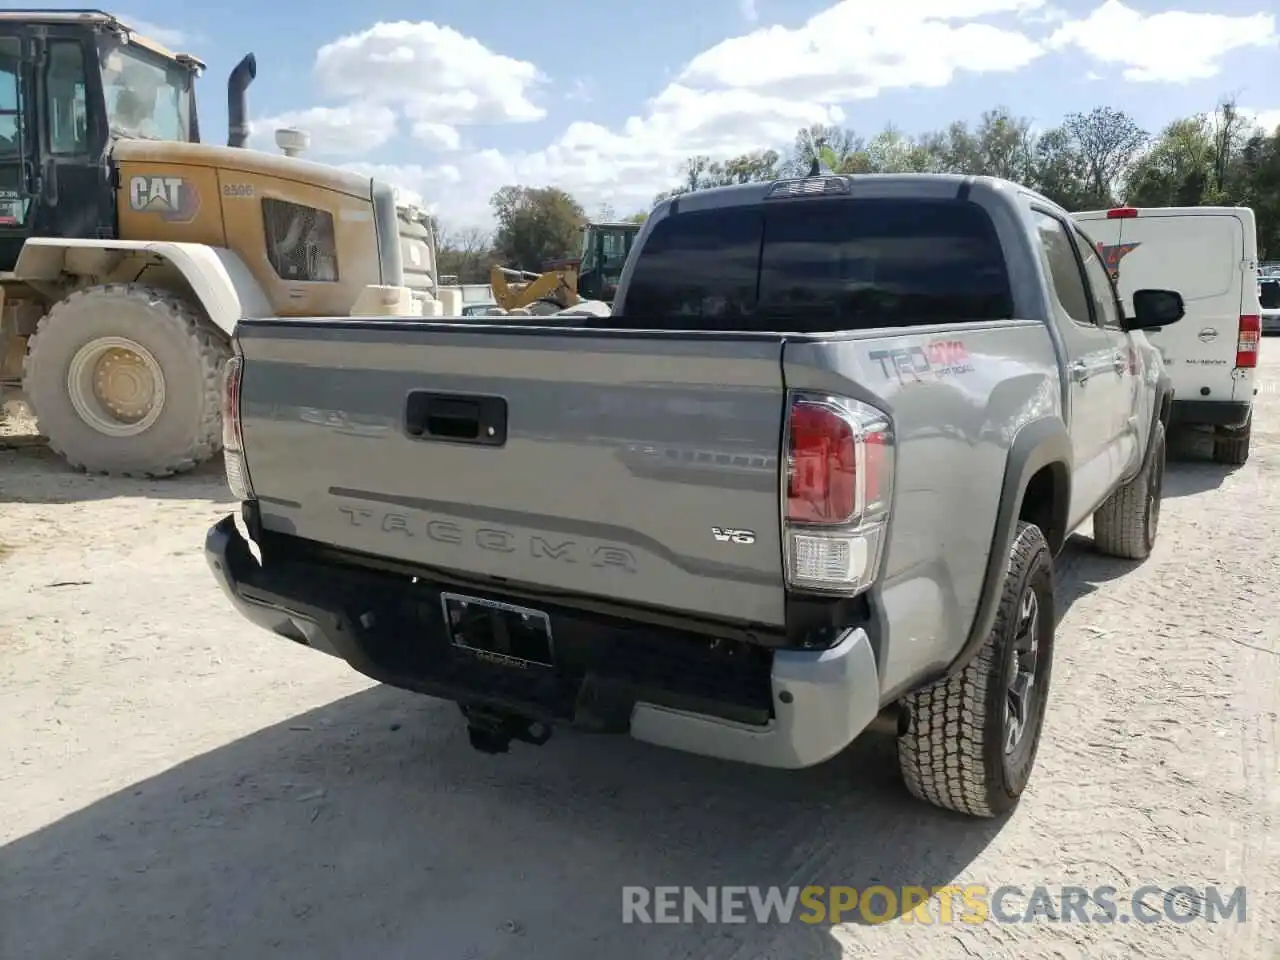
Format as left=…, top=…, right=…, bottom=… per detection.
left=1125, top=115, right=1217, bottom=207
left=790, top=124, right=869, bottom=175
left=634, top=101, right=1279, bottom=255
left=435, top=223, right=495, bottom=284
left=654, top=150, right=781, bottom=202
left=1062, top=106, right=1148, bottom=207
left=1027, top=127, right=1093, bottom=209
left=490, top=185, right=586, bottom=271
left=1233, top=127, right=1280, bottom=259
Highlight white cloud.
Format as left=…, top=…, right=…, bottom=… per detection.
left=352, top=86, right=846, bottom=228
left=1241, top=107, right=1280, bottom=134
left=1020, top=3, right=1069, bottom=25
left=565, top=78, right=594, bottom=104
left=1048, top=0, right=1278, bottom=83
left=314, top=21, right=544, bottom=125
left=373, top=0, right=1054, bottom=227
left=682, top=0, right=1046, bottom=100
left=119, top=14, right=188, bottom=50
left=284, top=0, right=1280, bottom=231
left=412, top=121, right=461, bottom=151
left=340, top=162, right=432, bottom=208
left=251, top=20, right=543, bottom=161
left=250, top=104, right=398, bottom=156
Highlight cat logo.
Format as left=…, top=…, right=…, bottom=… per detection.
left=127, top=174, right=200, bottom=223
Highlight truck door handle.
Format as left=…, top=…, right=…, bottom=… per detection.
left=1070, top=361, right=1090, bottom=383
left=405, top=391, right=507, bottom=446
left=1113, top=353, right=1129, bottom=373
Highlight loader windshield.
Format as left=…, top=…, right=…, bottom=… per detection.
left=98, top=38, right=194, bottom=142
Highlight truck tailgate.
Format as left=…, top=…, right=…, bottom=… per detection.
left=235, top=321, right=788, bottom=627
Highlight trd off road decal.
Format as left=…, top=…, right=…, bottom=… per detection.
left=1096, top=241, right=1141, bottom=282
left=869, top=339, right=974, bottom=383
left=128, top=175, right=200, bottom=224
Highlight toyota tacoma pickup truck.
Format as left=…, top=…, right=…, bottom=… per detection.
left=206, top=173, right=1185, bottom=818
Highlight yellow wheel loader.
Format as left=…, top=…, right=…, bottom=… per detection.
left=0, top=9, right=445, bottom=477
left=488, top=220, right=639, bottom=316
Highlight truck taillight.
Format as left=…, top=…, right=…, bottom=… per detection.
left=783, top=394, right=893, bottom=595
left=221, top=355, right=254, bottom=500
left=1236, top=315, right=1260, bottom=369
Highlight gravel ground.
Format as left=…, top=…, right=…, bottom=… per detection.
left=0, top=358, right=1276, bottom=960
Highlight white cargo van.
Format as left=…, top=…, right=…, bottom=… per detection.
left=1073, top=206, right=1262, bottom=465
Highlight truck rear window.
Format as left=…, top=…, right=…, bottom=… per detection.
left=614, top=198, right=1013, bottom=332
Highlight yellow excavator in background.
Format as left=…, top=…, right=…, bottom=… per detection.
left=489, top=220, right=640, bottom=315
left=0, top=9, right=446, bottom=478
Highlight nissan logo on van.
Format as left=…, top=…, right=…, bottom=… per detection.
left=1198, top=328, right=1219, bottom=343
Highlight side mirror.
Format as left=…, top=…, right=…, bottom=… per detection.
left=1125, top=289, right=1185, bottom=331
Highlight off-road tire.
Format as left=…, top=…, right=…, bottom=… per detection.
left=1212, top=415, right=1251, bottom=466
left=23, top=283, right=228, bottom=477
left=897, top=522, right=1055, bottom=818
left=1093, top=419, right=1166, bottom=560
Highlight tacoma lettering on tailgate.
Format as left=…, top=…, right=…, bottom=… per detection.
left=337, top=506, right=637, bottom=573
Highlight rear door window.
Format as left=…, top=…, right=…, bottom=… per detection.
left=1034, top=211, right=1093, bottom=326
left=614, top=197, right=1012, bottom=332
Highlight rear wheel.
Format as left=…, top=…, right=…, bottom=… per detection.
left=23, top=283, right=228, bottom=477
left=1093, top=419, right=1166, bottom=560
left=897, top=522, right=1055, bottom=818
left=1212, top=414, right=1251, bottom=466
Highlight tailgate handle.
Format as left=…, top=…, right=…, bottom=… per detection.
left=405, top=392, right=507, bottom=446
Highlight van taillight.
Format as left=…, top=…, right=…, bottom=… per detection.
left=783, top=394, right=893, bottom=595
left=221, top=355, right=254, bottom=500
left=1107, top=207, right=1139, bottom=219
left=1236, top=315, right=1260, bottom=369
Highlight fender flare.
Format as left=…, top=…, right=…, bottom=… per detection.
left=12, top=238, right=273, bottom=338
left=1138, top=374, right=1174, bottom=478
left=942, top=417, right=1072, bottom=680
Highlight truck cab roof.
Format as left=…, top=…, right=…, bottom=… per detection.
left=657, top=173, right=1069, bottom=218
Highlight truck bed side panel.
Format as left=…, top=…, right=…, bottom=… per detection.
left=781, top=320, right=1061, bottom=698
left=235, top=322, right=789, bottom=627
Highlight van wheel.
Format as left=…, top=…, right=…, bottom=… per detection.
left=22, top=283, right=228, bottom=477
left=1212, top=415, right=1251, bottom=466
left=897, top=522, right=1055, bottom=818
left=1093, top=420, right=1166, bottom=561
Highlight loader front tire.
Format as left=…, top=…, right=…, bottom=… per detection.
left=23, top=283, right=228, bottom=477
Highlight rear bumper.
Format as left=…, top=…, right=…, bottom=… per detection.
left=629, top=630, right=880, bottom=769
left=205, top=514, right=881, bottom=769
left=1169, top=398, right=1252, bottom=429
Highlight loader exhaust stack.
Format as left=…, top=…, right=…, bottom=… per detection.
left=227, top=53, right=257, bottom=148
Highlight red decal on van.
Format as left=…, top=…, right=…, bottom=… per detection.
left=1096, top=241, right=1141, bottom=281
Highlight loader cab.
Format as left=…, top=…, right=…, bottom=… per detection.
left=0, top=11, right=201, bottom=271
left=576, top=221, right=640, bottom=303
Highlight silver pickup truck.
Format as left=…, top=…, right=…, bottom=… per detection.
left=206, top=173, right=1184, bottom=818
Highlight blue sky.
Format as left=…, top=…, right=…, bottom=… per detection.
left=14, top=0, right=1280, bottom=229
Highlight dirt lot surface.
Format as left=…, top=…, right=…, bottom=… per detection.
left=1, top=358, right=1277, bottom=960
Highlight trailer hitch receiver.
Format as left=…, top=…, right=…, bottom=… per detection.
left=462, top=706, right=553, bottom=755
